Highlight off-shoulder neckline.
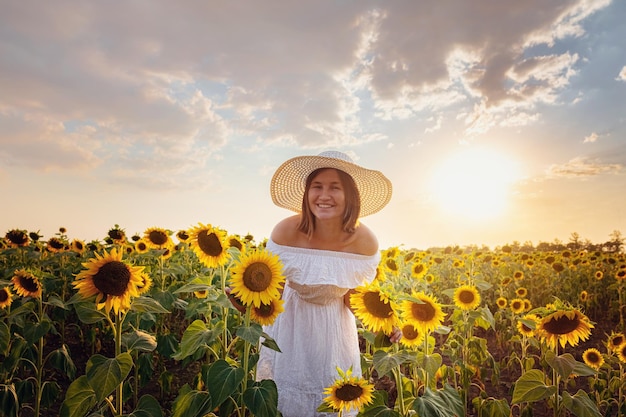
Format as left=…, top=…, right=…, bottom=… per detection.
left=267, top=238, right=379, bottom=260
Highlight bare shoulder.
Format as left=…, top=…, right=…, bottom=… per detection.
left=270, top=215, right=301, bottom=245
left=352, top=223, right=379, bottom=256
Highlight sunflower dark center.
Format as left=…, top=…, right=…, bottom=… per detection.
left=402, top=325, right=419, bottom=340
left=243, top=262, right=272, bottom=292
left=256, top=303, right=274, bottom=317
left=363, top=292, right=393, bottom=318
left=611, top=336, right=624, bottom=346
left=0, top=289, right=9, bottom=302
left=109, top=230, right=125, bottom=240
left=413, top=264, right=425, bottom=275
left=19, top=274, right=40, bottom=292
left=458, top=290, right=475, bottom=304
left=137, top=242, right=147, bottom=251
left=586, top=351, right=601, bottom=363
left=92, top=261, right=131, bottom=296
left=49, top=238, right=65, bottom=249
left=198, top=231, right=223, bottom=256
left=543, top=313, right=581, bottom=335
left=411, top=300, right=435, bottom=321
left=335, top=383, right=363, bottom=401
left=148, top=230, right=168, bottom=246
left=7, top=230, right=28, bottom=245
left=386, top=259, right=398, bottom=271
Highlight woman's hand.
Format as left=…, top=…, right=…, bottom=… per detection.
left=389, top=326, right=402, bottom=343
left=225, top=287, right=246, bottom=313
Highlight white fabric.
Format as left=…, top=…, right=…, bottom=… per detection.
left=256, top=239, right=379, bottom=417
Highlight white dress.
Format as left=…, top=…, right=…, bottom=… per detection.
left=256, top=239, right=379, bottom=417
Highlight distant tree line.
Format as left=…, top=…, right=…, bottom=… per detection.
left=498, top=230, right=624, bottom=254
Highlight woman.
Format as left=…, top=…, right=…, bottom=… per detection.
left=255, top=150, right=400, bottom=416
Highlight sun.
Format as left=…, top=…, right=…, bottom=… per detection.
left=430, top=147, right=520, bottom=220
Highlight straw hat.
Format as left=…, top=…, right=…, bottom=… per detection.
left=270, top=150, right=392, bottom=217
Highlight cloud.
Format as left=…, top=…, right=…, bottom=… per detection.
left=617, top=66, right=626, bottom=82
left=583, top=132, right=599, bottom=143
left=0, top=0, right=615, bottom=184
left=546, top=156, right=622, bottom=178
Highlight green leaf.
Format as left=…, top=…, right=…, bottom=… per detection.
left=511, top=369, right=556, bottom=404
left=372, top=349, right=414, bottom=377
left=546, top=352, right=585, bottom=380
left=561, top=390, right=602, bottom=417
left=74, top=302, right=108, bottom=324
left=86, top=353, right=134, bottom=403
left=60, top=376, right=97, bottom=417
left=23, top=319, right=53, bottom=344
left=122, top=330, right=158, bottom=353
left=0, top=383, right=19, bottom=417
left=48, top=344, right=77, bottom=380
left=130, top=296, right=170, bottom=314
left=123, top=394, right=164, bottom=417
left=0, top=321, right=9, bottom=355
left=171, top=390, right=212, bottom=417
left=260, top=332, right=281, bottom=352
left=236, top=322, right=264, bottom=345
left=474, top=397, right=511, bottom=417
left=416, top=352, right=443, bottom=380
left=412, top=385, right=464, bottom=417
left=203, top=359, right=245, bottom=408
left=172, top=320, right=223, bottom=361
left=242, top=379, right=279, bottom=417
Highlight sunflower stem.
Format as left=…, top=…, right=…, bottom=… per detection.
left=115, top=310, right=123, bottom=416
left=552, top=344, right=560, bottom=417
left=241, top=307, right=252, bottom=416
left=392, top=344, right=406, bottom=415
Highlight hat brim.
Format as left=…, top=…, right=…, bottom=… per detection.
left=270, top=154, right=392, bottom=217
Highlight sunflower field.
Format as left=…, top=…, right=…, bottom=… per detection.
left=1, top=225, right=625, bottom=417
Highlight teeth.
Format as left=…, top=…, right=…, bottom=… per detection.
left=318, top=204, right=332, bottom=208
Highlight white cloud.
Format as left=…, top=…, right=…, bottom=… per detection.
left=617, top=66, right=626, bottom=81
left=546, top=156, right=622, bottom=178
left=583, top=132, right=599, bottom=143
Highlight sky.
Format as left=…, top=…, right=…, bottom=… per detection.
left=1, top=0, right=625, bottom=251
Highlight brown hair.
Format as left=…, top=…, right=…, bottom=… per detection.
left=298, top=168, right=361, bottom=237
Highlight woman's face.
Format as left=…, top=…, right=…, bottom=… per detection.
left=307, top=168, right=346, bottom=221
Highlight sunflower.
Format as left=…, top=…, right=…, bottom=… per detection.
left=176, top=230, right=190, bottom=243
left=616, top=270, right=626, bottom=281
left=513, top=271, right=524, bottom=281
left=107, top=225, right=127, bottom=244
left=373, top=265, right=386, bottom=282
left=5, top=229, right=29, bottom=247
left=424, top=274, right=435, bottom=284
left=188, top=223, right=230, bottom=268
left=617, top=342, right=626, bottom=363
left=71, top=239, right=86, bottom=255
left=496, top=297, right=508, bottom=309
left=350, top=282, right=399, bottom=334
left=582, top=348, right=604, bottom=369
left=607, top=332, right=625, bottom=352
left=515, top=287, right=528, bottom=298
left=250, top=298, right=285, bottom=326
left=410, top=262, right=428, bottom=279
left=501, top=277, right=512, bottom=286
left=0, top=287, right=12, bottom=309
left=523, top=299, right=532, bottom=312
left=400, top=291, right=445, bottom=333
left=143, top=227, right=172, bottom=250
left=510, top=298, right=525, bottom=314
left=194, top=290, right=208, bottom=299
left=594, top=271, right=603, bottom=280
left=517, top=314, right=540, bottom=337
left=579, top=290, right=589, bottom=303
left=399, top=322, right=424, bottom=348
left=384, top=258, right=399, bottom=275
left=12, top=269, right=42, bottom=298
left=537, top=308, right=594, bottom=349
left=453, top=285, right=481, bottom=311
left=47, top=237, right=67, bottom=253
left=552, top=263, right=565, bottom=273
left=229, top=249, right=285, bottom=308
left=228, top=235, right=244, bottom=251
left=134, top=239, right=149, bottom=254
left=322, top=367, right=374, bottom=413
left=136, top=272, right=152, bottom=296
left=73, top=248, right=145, bottom=314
